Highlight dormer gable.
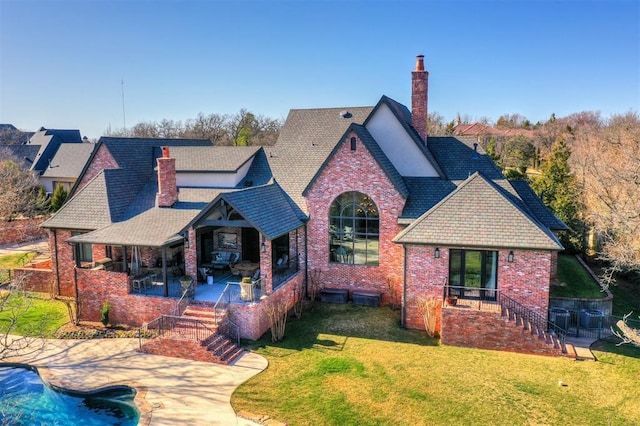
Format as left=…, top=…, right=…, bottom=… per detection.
left=364, top=96, right=442, bottom=178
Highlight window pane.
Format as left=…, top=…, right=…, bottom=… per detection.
left=329, top=191, right=378, bottom=265
left=449, top=250, right=462, bottom=286
left=464, top=251, right=482, bottom=289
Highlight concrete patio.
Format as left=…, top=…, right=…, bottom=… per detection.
left=3, top=337, right=268, bottom=425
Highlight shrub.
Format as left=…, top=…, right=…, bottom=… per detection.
left=100, top=301, right=110, bottom=326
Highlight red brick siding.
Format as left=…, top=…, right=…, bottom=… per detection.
left=411, top=64, right=429, bottom=141
left=13, top=267, right=55, bottom=294
left=156, top=157, right=178, bottom=207
left=0, top=218, right=48, bottom=245
left=76, top=269, right=177, bottom=326
left=305, top=130, right=406, bottom=306
left=441, top=307, right=564, bottom=357
left=404, top=246, right=554, bottom=331
left=51, top=229, right=76, bottom=297
left=230, top=271, right=303, bottom=340
left=184, top=228, right=196, bottom=279
left=404, top=245, right=449, bottom=330
left=140, top=338, right=219, bottom=363
left=499, top=249, right=552, bottom=318
left=77, top=144, right=118, bottom=190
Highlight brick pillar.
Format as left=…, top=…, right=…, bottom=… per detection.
left=156, top=146, right=178, bottom=207
left=411, top=54, right=429, bottom=143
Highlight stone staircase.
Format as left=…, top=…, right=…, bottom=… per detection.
left=139, top=303, right=244, bottom=365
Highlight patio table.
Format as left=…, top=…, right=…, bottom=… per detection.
left=234, top=262, right=259, bottom=277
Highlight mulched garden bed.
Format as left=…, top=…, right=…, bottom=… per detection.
left=54, top=322, right=148, bottom=339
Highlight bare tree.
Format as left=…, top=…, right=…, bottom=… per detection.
left=0, top=274, right=46, bottom=360
left=571, top=111, right=640, bottom=285
left=0, top=159, right=49, bottom=222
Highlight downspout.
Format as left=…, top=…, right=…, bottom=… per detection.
left=53, top=230, right=61, bottom=295
left=402, top=244, right=407, bottom=328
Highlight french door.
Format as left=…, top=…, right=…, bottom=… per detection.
left=449, top=249, right=497, bottom=300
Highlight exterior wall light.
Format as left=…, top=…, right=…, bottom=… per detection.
left=434, top=248, right=440, bottom=259
left=184, top=237, right=189, bottom=249
left=507, top=251, right=514, bottom=262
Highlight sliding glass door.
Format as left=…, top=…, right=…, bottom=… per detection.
left=449, top=249, right=498, bottom=300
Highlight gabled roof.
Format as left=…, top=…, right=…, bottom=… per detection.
left=400, top=177, right=457, bottom=220
left=41, top=143, right=95, bottom=179
left=393, top=172, right=563, bottom=251
left=269, top=106, right=373, bottom=212
left=189, top=182, right=306, bottom=240
left=168, top=146, right=261, bottom=172
left=364, top=96, right=444, bottom=178
left=27, top=128, right=83, bottom=173
left=302, top=123, right=409, bottom=198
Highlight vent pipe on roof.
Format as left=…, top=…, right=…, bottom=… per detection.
left=411, top=54, right=429, bottom=145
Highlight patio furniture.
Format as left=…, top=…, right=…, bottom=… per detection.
left=234, top=261, right=259, bottom=277
left=211, top=251, right=240, bottom=269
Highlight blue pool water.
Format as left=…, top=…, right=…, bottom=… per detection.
left=0, top=365, right=139, bottom=425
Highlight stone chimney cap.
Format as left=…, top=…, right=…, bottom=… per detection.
left=415, top=54, right=425, bottom=71
left=162, top=146, right=170, bottom=158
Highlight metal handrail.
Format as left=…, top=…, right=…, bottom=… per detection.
left=443, top=284, right=568, bottom=353
left=138, top=284, right=193, bottom=349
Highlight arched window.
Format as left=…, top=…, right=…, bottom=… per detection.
left=329, top=192, right=379, bottom=265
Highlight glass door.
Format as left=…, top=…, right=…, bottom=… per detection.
left=448, top=249, right=498, bottom=300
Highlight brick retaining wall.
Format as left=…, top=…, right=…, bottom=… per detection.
left=0, top=218, right=48, bottom=245
left=441, top=307, right=563, bottom=356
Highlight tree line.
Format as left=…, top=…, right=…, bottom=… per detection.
left=106, top=108, right=282, bottom=147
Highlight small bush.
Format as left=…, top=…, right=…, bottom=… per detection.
left=100, top=301, right=110, bottom=326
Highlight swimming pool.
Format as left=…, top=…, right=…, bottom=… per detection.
left=0, top=364, right=139, bottom=425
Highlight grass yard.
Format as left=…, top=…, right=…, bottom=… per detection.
left=233, top=303, right=640, bottom=426
left=0, top=252, right=37, bottom=283
left=551, top=255, right=605, bottom=299
left=0, top=292, right=69, bottom=337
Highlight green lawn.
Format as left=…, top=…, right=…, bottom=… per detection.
left=0, top=293, right=69, bottom=337
left=551, top=255, right=605, bottom=299
left=0, top=252, right=37, bottom=283
left=233, top=303, right=640, bottom=425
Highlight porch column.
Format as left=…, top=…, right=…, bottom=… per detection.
left=162, top=247, right=168, bottom=297
left=260, top=236, right=273, bottom=294
left=184, top=228, right=197, bottom=280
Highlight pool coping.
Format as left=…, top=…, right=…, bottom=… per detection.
left=2, top=337, right=267, bottom=425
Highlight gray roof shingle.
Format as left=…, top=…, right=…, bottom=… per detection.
left=394, top=172, right=563, bottom=250
left=41, top=143, right=95, bottom=179
left=269, top=106, right=373, bottom=212
left=168, top=146, right=261, bottom=172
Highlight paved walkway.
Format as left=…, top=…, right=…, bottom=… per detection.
left=0, top=238, right=50, bottom=259
left=4, top=337, right=268, bottom=425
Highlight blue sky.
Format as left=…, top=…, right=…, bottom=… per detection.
left=1, top=0, right=638, bottom=139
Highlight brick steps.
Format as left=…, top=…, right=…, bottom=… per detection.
left=501, top=306, right=572, bottom=357
left=139, top=303, right=243, bottom=365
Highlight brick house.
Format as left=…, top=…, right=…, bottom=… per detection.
left=40, top=55, right=567, bottom=354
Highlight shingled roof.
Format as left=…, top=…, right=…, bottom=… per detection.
left=189, top=182, right=306, bottom=240
left=393, top=172, right=563, bottom=250
left=302, top=123, right=409, bottom=198
left=269, top=106, right=373, bottom=212
left=41, top=143, right=95, bottom=179
left=168, top=146, right=261, bottom=172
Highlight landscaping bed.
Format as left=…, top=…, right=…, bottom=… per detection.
left=54, top=322, right=143, bottom=339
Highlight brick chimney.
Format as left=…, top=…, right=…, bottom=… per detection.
left=411, top=54, right=429, bottom=143
left=156, top=146, right=178, bottom=207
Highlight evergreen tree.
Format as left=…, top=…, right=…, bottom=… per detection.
left=50, top=184, right=68, bottom=212
left=531, top=138, right=583, bottom=252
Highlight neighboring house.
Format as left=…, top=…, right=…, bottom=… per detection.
left=39, top=143, right=95, bottom=193
left=39, top=55, right=569, bottom=356
left=0, top=127, right=94, bottom=193
left=453, top=119, right=537, bottom=143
